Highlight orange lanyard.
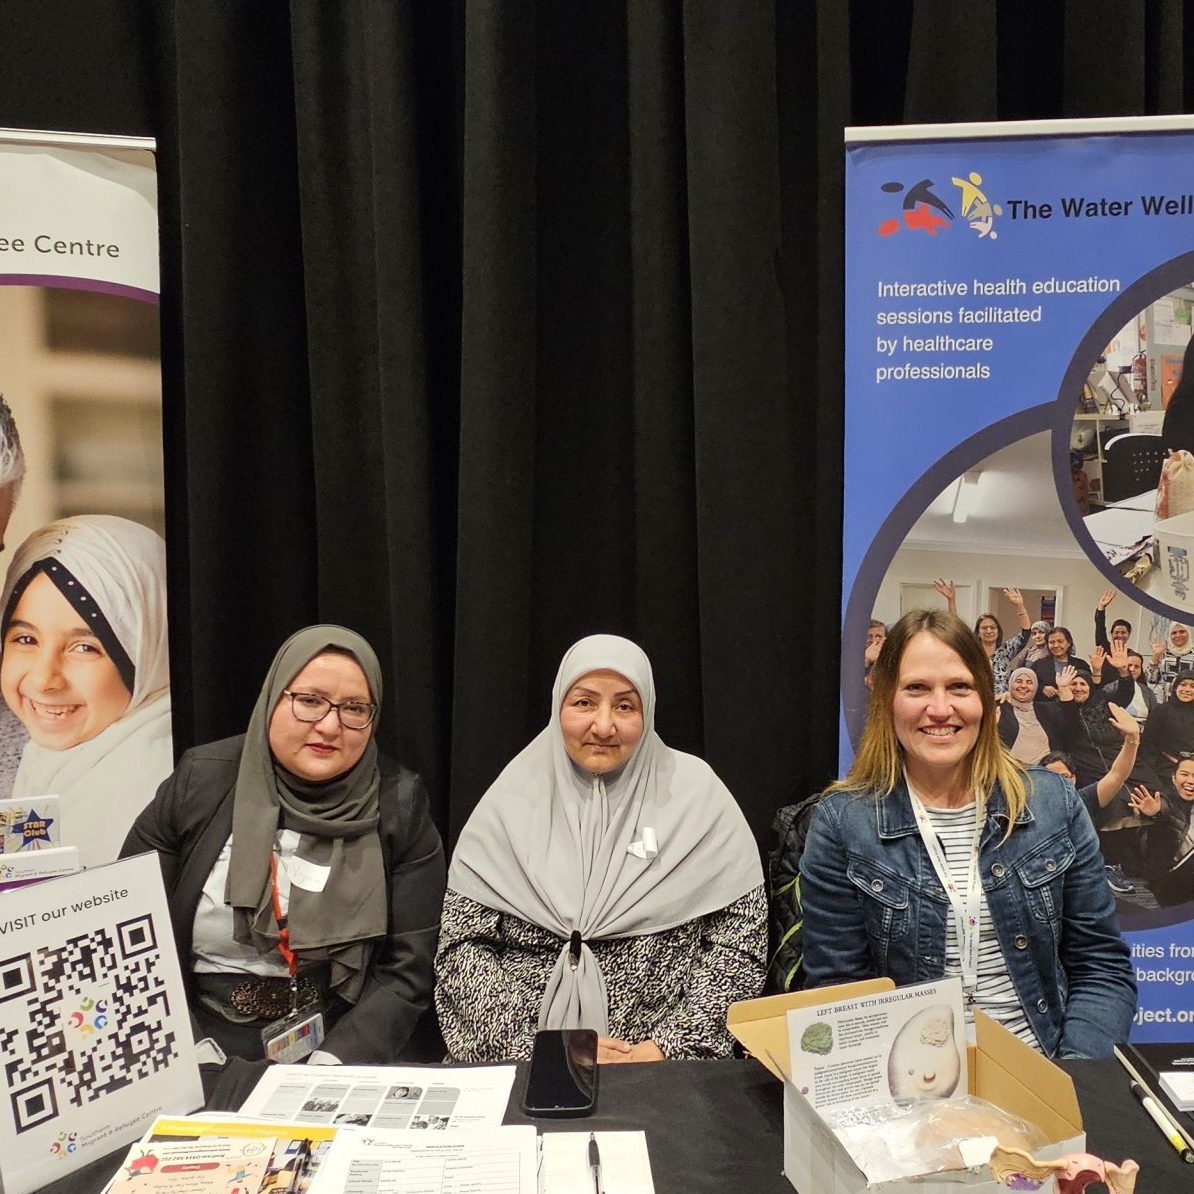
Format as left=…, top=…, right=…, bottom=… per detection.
left=269, top=853, right=298, bottom=978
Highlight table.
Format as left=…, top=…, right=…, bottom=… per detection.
left=51, top=1057, right=1194, bottom=1193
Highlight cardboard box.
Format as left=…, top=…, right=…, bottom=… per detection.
left=1154, top=507, right=1194, bottom=609
left=728, top=982, right=1084, bottom=1194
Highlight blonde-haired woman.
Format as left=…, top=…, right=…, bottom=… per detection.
left=799, top=609, right=1135, bottom=1059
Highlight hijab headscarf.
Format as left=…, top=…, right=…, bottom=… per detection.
left=1005, top=668, right=1049, bottom=765
left=227, top=625, right=387, bottom=1003
left=448, top=634, right=762, bottom=1035
left=1023, top=622, right=1051, bottom=666
left=1169, top=624, right=1194, bottom=660
left=1, top=516, right=172, bottom=867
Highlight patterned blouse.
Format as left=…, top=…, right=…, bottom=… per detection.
left=991, top=627, right=1030, bottom=695
left=434, top=885, right=768, bottom=1062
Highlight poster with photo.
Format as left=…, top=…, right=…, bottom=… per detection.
left=0, top=130, right=169, bottom=868
left=843, top=116, right=1194, bottom=1042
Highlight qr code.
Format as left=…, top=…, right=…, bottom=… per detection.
left=0, top=915, right=178, bottom=1133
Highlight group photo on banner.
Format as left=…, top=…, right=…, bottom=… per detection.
left=843, top=116, right=1194, bottom=1043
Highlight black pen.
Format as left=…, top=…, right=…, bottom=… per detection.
left=1129, top=1081, right=1194, bottom=1164
left=588, top=1131, right=604, bottom=1194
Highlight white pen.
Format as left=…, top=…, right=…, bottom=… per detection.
left=1130, top=1081, right=1194, bottom=1164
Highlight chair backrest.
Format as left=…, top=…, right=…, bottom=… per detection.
left=1101, top=433, right=1167, bottom=504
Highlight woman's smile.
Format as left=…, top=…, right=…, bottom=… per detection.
left=1, top=572, right=131, bottom=750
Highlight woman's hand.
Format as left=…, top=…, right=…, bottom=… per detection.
left=627, top=1039, right=666, bottom=1063
left=1128, top=784, right=1163, bottom=818
left=596, top=1036, right=633, bottom=1063
left=1089, top=645, right=1105, bottom=675
left=1097, top=587, right=1116, bottom=611
left=596, top=1036, right=664, bottom=1063
left=1004, top=587, right=1031, bottom=628
left=1042, top=685, right=1059, bottom=699
left=1107, top=639, right=1131, bottom=677
left=1152, top=636, right=1166, bottom=664
left=1055, top=666, right=1076, bottom=702
left=932, top=578, right=957, bottom=612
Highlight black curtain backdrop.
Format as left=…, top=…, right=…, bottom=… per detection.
left=0, top=1, right=1190, bottom=847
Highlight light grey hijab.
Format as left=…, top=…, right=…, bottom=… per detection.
left=448, top=634, right=762, bottom=1034
left=227, top=625, right=387, bottom=1002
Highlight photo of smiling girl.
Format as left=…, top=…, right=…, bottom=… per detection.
left=0, top=514, right=171, bottom=867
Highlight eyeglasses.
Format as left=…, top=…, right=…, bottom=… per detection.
left=282, top=690, right=377, bottom=730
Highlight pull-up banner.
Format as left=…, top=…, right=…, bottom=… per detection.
left=0, top=129, right=171, bottom=872
left=843, top=117, right=1194, bottom=1043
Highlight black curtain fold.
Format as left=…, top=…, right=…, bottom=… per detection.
left=1, top=0, right=1191, bottom=846
left=288, top=2, right=451, bottom=805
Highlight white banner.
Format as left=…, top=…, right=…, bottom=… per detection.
left=0, top=134, right=157, bottom=298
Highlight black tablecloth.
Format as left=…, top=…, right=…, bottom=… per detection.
left=46, top=1057, right=1193, bottom=1193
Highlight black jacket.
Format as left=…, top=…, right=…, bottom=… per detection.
left=121, top=734, right=446, bottom=1064
left=1035, top=675, right=1158, bottom=815
left=1139, top=791, right=1194, bottom=907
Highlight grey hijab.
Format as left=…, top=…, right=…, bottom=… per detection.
left=448, top=634, right=762, bottom=1034
left=227, top=625, right=387, bottom=1002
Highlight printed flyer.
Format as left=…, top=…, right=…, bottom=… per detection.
left=785, top=977, right=968, bottom=1110
left=843, top=116, right=1194, bottom=1042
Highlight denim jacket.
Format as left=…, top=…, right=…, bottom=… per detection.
left=799, top=767, right=1136, bottom=1059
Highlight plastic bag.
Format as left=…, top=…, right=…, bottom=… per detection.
left=821, top=1095, right=1049, bottom=1184
left=1156, top=448, right=1194, bottom=521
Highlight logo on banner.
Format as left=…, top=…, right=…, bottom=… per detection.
left=877, top=171, right=1002, bottom=239
left=49, top=1132, right=77, bottom=1159
left=11, top=808, right=53, bottom=848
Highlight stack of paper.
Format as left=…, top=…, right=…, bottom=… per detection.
left=238, top=1063, right=517, bottom=1130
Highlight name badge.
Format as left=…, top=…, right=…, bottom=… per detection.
left=262, top=1003, right=325, bottom=1063
left=627, top=827, right=659, bottom=859
left=284, top=855, right=331, bottom=892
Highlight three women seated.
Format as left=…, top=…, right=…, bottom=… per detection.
left=119, top=617, right=1136, bottom=1066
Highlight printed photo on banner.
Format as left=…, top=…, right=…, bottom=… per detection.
left=1070, top=281, right=1194, bottom=611
left=843, top=118, right=1194, bottom=1042
left=0, top=135, right=167, bottom=872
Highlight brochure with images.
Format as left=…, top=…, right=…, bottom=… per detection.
left=142, top=1115, right=339, bottom=1194
left=108, top=1135, right=277, bottom=1194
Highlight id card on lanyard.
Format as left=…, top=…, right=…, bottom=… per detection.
left=260, top=851, right=325, bottom=1062
left=906, top=781, right=983, bottom=1020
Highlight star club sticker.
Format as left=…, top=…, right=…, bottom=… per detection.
left=12, top=809, right=53, bottom=848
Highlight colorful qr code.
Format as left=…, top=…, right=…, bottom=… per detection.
left=0, top=915, right=178, bottom=1133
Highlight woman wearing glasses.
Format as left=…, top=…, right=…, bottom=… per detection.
left=123, top=625, right=445, bottom=1064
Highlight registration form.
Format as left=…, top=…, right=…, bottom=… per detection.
left=306, top=1125, right=538, bottom=1194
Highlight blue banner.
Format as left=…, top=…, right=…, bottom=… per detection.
left=844, top=118, right=1194, bottom=1042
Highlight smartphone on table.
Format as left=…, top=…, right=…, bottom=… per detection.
left=521, top=1028, right=598, bottom=1117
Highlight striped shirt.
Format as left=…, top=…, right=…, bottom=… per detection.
left=923, top=803, right=1040, bottom=1050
